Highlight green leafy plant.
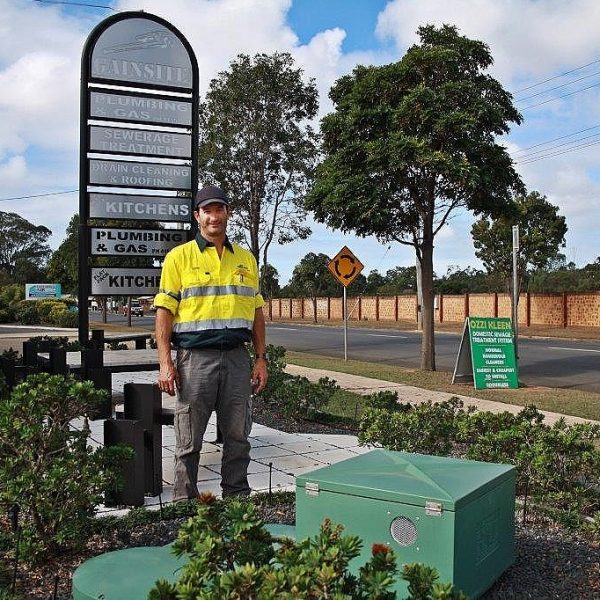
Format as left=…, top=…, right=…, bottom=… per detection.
left=53, top=309, right=78, bottom=328
left=252, top=344, right=340, bottom=420
left=358, top=398, right=465, bottom=456
left=14, top=300, right=39, bottom=325
left=253, top=344, right=288, bottom=403
left=365, top=390, right=401, bottom=412
left=403, top=563, right=469, bottom=600
left=0, top=284, right=24, bottom=323
left=107, top=341, right=128, bottom=350
left=358, top=400, right=600, bottom=533
left=27, top=335, right=79, bottom=352
left=149, top=494, right=466, bottom=599
left=279, top=375, right=339, bottom=420
left=35, top=299, right=66, bottom=324
left=0, top=373, right=131, bottom=561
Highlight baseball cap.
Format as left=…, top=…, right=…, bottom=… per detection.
left=194, top=184, right=230, bottom=209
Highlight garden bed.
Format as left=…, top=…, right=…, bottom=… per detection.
left=2, top=392, right=599, bottom=599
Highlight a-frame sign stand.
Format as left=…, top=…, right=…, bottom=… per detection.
left=452, top=317, right=519, bottom=390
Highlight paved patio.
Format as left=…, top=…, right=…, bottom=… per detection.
left=73, top=360, right=596, bottom=515
left=80, top=369, right=372, bottom=514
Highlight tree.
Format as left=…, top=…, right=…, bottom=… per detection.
left=435, top=265, right=498, bottom=294
left=471, top=191, right=567, bottom=294
left=47, top=214, right=79, bottom=295
left=305, top=24, right=522, bottom=369
left=287, top=252, right=339, bottom=321
left=260, top=263, right=281, bottom=299
left=378, top=266, right=417, bottom=295
left=364, top=269, right=387, bottom=294
left=198, top=52, right=319, bottom=285
left=0, top=211, right=52, bottom=284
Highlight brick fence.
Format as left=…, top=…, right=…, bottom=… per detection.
left=266, top=292, right=600, bottom=328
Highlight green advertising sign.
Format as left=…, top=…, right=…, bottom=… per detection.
left=452, top=317, right=519, bottom=390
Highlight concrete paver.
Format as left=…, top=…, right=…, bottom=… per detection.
left=78, top=356, right=598, bottom=516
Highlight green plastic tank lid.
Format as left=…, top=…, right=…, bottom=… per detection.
left=265, top=523, right=296, bottom=540
left=72, top=544, right=186, bottom=600
left=296, top=450, right=515, bottom=511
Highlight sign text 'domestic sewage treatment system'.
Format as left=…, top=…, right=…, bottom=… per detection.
left=78, top=12, right=199, bottom=344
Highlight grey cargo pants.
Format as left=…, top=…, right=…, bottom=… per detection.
left=173, top=345, right=252, bottom=501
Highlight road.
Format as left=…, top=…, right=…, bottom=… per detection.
left=265, top=323, right=600, bottom=394
left=25, top=314, right=600, bottom=394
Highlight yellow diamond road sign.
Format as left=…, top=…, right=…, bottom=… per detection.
left=328, top=246, right=364, bottom=287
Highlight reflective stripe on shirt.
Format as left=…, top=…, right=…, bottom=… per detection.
left=172, top=318, right=255, bottom=332
left=180, top=285, right=255, bottom=300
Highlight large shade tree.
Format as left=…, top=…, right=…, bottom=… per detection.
left=471, top=190, right=567, bottom=294
left=305, top=24, right=523, bottom=370
left=0, top=211, right=52, bottom=284
left=198, top=52, right=319, bottom=285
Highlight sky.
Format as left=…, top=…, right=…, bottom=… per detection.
left=2, top=0, right=600, bottom=285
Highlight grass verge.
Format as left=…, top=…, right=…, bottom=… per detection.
left=287, top=351, right=600, bottom=422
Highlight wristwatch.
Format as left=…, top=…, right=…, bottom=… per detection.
left=255, top=353, right=267, bottom=360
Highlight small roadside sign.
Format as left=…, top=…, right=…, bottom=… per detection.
left=327, top=246, right=364, bottom=287
left=452, top=317, right=519, bottom=389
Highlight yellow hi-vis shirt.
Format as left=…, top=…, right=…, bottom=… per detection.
left=153, top=234, right=265, bottom=349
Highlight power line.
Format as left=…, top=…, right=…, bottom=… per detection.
left=514, top=131, right=600, bottom=161
left=0, top=190, right=78, bottom=202
left=33, top=0, right=117, bottom=11
left=515, top=138, right=600, bottom=165
left=513, top=58, right=600, bottom=94
left=520, top=80, right=600, bottom=110
left=515, top=69, right=600, bottom=102
left=510, top=123, right=600, bottom=155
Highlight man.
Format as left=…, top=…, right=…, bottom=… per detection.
left=154, top=184, right=268, bottom=500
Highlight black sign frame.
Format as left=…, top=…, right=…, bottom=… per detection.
left=79, top=11, right=198, bottom=345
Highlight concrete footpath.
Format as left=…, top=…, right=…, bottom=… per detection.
left=287, top=364, right=599, bottom=426
left=78, top=360, right=598, bottom=515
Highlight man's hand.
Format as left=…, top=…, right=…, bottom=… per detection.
left=158, top=361, right=179, bottom=396
left=251, top=358, right=268, bottom=394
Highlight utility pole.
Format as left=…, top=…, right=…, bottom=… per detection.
left=512, top=225, right=519, bottom=359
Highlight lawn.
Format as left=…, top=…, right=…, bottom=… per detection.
left=287, top=351, right=600, bottom=422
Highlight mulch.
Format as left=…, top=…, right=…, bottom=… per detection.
left=1, top=407, right=342, bottom=600
left=3, top=406, right=599, bottom=599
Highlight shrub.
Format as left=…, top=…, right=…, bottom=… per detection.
left=27, top=335, right=79, bottom=351
left=358, top=398, right=465, bottom=456
left=107, top=340, right=128, bottom=350
left=280, top=375, right=339, bottom=420
left=14, top=301, right=38, bottom=325
left=358, top=400, right=600, bottom=532
left=365, top=390, right=401, bottom=412
left=253, top=345, right=339, bottom=420
left=0, top=284, right=24, bottom=323
left=53, top=309, right=78, bottom=328
left=254, top=344, right=288, bottom=403
left=149, top=494, right=465, bottom=599
left=0, top=373, right=131, bottom=561
left=36, top=299, right=67, bottom=323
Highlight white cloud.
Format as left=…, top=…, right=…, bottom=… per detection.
left=0, top=155, right=27, bottom=184
left=1, top=0, right=599, bottom=272
left=375, top=0, right=600, bottom=84
left=115, top=0, right=299, bottom=93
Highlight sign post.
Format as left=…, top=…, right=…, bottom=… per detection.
left=79, top=12, right=198, bottom=346
left=327, top=246, right=364, bottom=361
left=452, top=317, right=519, bottom=389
